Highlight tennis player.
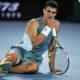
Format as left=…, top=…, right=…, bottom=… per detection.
left=0, top=0, right=60, bottom=74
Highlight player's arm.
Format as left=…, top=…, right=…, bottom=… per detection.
left=25, top=19, right=49, bottom=46
left=48, top=20, right=60, bottom=72
left=49, top=20, right=60, bottom=51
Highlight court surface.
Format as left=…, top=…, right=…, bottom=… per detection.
left=0, top=21, right=80, bottom=80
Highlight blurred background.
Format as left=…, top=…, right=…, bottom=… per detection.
left=0, top=0, right=80, bottom=22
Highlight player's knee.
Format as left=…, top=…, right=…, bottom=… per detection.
left=6, top=50, right=20, bottom=64
left=32, top=63, right=39, bottom=73
left=25, top=62, right=39, bottom=73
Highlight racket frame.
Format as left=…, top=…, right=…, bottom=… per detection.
left=48, top=37, right=70, bottom=75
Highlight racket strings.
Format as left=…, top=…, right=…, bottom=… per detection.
left=48, top=37, right=69, bottom=75
left=54, top=48, right=69, bottom=74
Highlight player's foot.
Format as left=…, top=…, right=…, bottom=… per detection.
left=0, top=61, right=12, bottom=74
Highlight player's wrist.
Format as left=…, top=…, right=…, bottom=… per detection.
left=52, top=28, right=57, bottom=37
left=41, top=26, right=51, bottom=36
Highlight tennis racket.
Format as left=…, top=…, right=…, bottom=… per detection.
left=48, top=28, right=70, bottom=75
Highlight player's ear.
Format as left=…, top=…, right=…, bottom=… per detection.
left=43, top=8, right=45, bottom=14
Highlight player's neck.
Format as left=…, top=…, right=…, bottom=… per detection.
left=41, top=17, right=47, bottom=26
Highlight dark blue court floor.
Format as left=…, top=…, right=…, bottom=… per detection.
left=0, top=21, right=80, bottom=80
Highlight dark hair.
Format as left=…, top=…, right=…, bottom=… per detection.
left=44, top=0, right=59, bottom=9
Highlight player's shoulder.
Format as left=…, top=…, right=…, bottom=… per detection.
left=55, top=19, right=60, bottom=24
left=26, top=18, right=38, bottom=30
left=28, top=19, right=38, bottom=25
left=55, top=19, right=60, bottom=27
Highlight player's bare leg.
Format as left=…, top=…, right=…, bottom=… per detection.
left=0, top=50, right=20, bottom=65
left=9, top=62, right=39, bottom=74
left=0, top=50, right=39, bottom=74
left=0, top=50, right=21, bottom=74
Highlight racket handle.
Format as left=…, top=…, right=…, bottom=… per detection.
left=52, top=28, right=57, bottom=37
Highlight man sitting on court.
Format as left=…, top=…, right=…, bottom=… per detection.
left=0, top=0, right=60, bottom=74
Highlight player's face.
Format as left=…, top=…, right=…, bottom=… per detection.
left=43, top=6, right=57, bottom=21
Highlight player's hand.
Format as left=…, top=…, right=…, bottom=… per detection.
left=47, top=19, right=58, bottom=29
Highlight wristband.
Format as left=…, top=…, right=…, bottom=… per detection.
left=52, top=28, right=57, bottom=37
left=41, top=26, right=51, bottom=36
